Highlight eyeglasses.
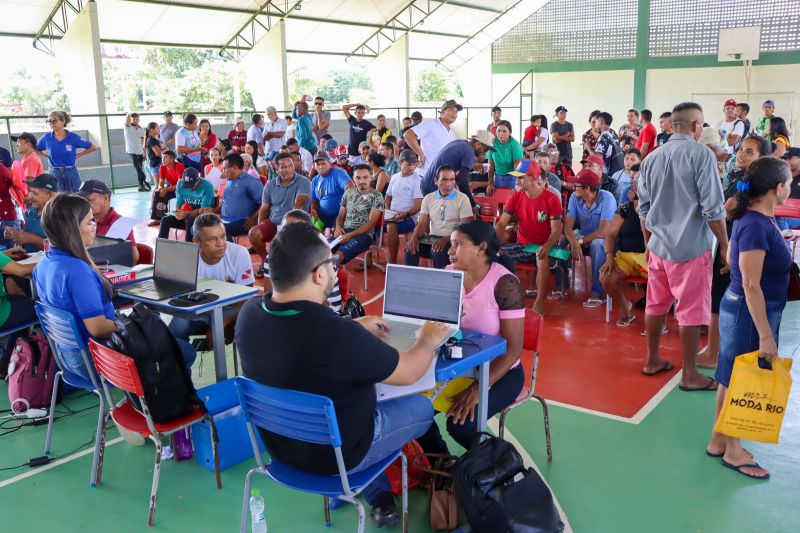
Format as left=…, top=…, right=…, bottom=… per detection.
left=46, top=119, right=60, bottom=125
left=311, top=256, right=339, bottom=274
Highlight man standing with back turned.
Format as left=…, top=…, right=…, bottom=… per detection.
left=637, top=102, right=728, bottom=391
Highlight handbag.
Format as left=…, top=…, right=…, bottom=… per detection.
left=413, top=453, right=461, bottom=531
left=340, top=290, right=365, bottom=319
left=788, top=262, right=800, bottom=301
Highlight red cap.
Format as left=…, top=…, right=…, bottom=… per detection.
left=580, top=154, right=604, bottom=167
left=181, top=202, right=193, bottom=212
left=724, top=98, right=738, bottom=107
left=575, top=169, right=600, bottom=190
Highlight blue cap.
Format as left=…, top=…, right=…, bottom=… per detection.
left=182, top=167, right=201, bottom=186
left=325, top=139, right=338, bottom=151
left=265, top=150, right=278, bottom=161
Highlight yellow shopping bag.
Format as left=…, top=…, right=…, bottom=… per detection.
left=713, top=350, right=793, bottom=444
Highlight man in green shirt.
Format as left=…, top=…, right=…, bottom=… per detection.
left=332, top=164, right=384, bottom=266
left=157, top=167, right=216, bottom=241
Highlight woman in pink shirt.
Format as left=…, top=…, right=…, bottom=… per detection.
left=198, top=119, right=218, bottom=173
left=419, top=220, right=525, bottom=451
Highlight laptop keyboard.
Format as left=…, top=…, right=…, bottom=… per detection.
left=133, top=279, right=158, bottom=291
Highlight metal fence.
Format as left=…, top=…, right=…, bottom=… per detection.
left=1, top=104, right=522, bottom=191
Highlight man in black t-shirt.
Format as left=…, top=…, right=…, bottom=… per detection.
left=235, top=223, right=448, bottom=527
left=342, top=103, right=375, bottom=156
left=550, top=105, right=575, bottom=165
left=599, top=182, right=647, bottom=326
left=656, top=112, right=673, bottom=147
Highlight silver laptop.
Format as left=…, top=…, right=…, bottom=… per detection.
left=381, top=264, right=464, bottom=352
left=117, top=239, right=199, bottom=301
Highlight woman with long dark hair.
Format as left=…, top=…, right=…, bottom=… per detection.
left=197, top=118, right=218, bottom=172
left=699, top=135, right=772, bottom=369
left=367, top=152, right=390, bottom=195
left=418, top=220, right=525, bottom=452
left=768, top=116, right=791, bottom=157
left=706, top=157, right=793, bottom=480
left=33, top=194, right=196, bottom=379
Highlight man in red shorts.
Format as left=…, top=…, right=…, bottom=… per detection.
left=637, top=102, right=728, bottom=391
left=495, top=160, right=562, bottom=314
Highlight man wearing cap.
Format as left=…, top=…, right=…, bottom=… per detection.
left=487, top=106, right=502, bottom=136
left=755, top=99, right=775, bottom=138
left=559, top=169, right=617, bottom=306
left=404, top=100, right=461, bottom=173
left=76, top=180, right=140, bottom=263
left=419, top=132, right=493, bottom=208
left=637, top=101, right=728, bottom=390
left=582, top=153, right=620, bottom=201
left=496, top=160, right=563, bottom=314
left=157, top=168, right=215, bottom=242
left=311, top=155, right=354, bottom=229
left=5, top=174, right=57, bottom=253
left=11, top=133, right=43, bottom=180
left=159, top=111, right=180, bottom=148
left=227, top=117, right=248, bottom=153
left=248, top=152, right=312, bottom=274
left=716, top=99, right=746, bottom=154
left=353, top=141, right=371, bottom=166
left=332, top=145, right=353, bottom=176
left=123, top=112, right=148, bottom=191
left=385, top=150, right=424, bottom=264
left=550, top=106, right=575, bottom=166
left=321, top=136, right=336, bottom=158
left=312, top=96, right=331, bottom=142
left=342, top=104, right=375, bottom=157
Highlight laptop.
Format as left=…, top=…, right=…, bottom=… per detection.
left=89, top=236, right=134, bottom=268
left=376, top=265, right=464, bottom=401
left=117, top=239, right=199, bottom=301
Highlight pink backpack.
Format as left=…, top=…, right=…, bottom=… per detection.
left=6, top=330, right=56, bottom=414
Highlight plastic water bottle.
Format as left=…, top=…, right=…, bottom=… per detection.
left=250, top=488, right=267, bottom=533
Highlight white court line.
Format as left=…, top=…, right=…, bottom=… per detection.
left=362, top=289, right=385, bottom=306
left=0, top=437, right=124, bottom=489
left=546, top=370, right=682, bottom=425
left=489, top=419, right=573, bottom=533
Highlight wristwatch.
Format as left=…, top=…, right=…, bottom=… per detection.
left=578, top=238, right=584, bottom=246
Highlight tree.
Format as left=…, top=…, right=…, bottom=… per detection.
left=413, top=69, right=450, bottom=103
left=317, top=71, right=372, bottom=104
left=1, top=68, right=70, bottom=115
left=144, top=48, right=218, bottom=78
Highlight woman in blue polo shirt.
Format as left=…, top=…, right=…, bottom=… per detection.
left=33, top=194, right=196, bottom=380
left=35, top=111, right=96, bottom=193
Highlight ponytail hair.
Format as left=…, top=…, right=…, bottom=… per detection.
left=51, top=110, right=71, bottom=127
left=453, top=220, right=516, bottom=274
left=730, top=157, right=791, bottom=221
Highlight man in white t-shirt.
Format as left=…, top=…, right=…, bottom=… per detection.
left=385, top=149, right=423, bottom=264
left=168, top=213, right=254, bottom=340
left=264, top=106, right=287, bottom=155
left=123, top=112, right=148, bottom=191
left=716, top=98, right=746, bottom=154
left=403, top=99, right=461, bottom=173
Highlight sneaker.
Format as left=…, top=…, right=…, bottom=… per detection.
left=160, top=444, right=174, bottom=460
left=582, top=297, right=605, bottom=308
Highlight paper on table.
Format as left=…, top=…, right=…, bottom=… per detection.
left=105, top=216, right=140, bottom=240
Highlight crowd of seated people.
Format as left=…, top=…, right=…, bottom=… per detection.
left=0, top=94, right=796, bottom=523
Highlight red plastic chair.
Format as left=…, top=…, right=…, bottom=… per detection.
left=135, top=243, right=154, bottom=265
left=489, top=187, right=514, bottom=212
left=88, top=340, right=222, bottom=527
left=474, top=195, right=500, bottom=225
left=354, top=212, right=386, bottom=291
left=497, top=309, right=552, bottom=462
left=337, top=269, right=351, bottom=310
left=605, top=276, right=647, bottom=323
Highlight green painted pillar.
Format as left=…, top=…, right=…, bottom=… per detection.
left=633, top=0, right=650, bottom=109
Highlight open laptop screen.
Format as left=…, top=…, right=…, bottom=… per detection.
left=383, top=265, right=463, bottom=325
left=153, top=239, right=199, bottom=286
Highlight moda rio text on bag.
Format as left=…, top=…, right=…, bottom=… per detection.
left=106, top=303, right=204, bottom=423
left=453, top=433, right=563, bottom=533
left=6, top=330, right=56, bottom=414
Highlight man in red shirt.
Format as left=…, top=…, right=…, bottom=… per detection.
left=157, top=149, right=185, bottom=202
left=495, top=160, right=563, bottom=314
left=636, top=109, right=658, bottom=158
left=77, top=180, right=139, bottom=263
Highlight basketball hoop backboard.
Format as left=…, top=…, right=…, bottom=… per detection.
left=718, top=26, right=761, bottom=62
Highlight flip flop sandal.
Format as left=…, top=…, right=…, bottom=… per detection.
left=679, top=377, right=718, bottom=392
left=546, top=290, right=564, bottom=301
left=582, top=298, right=604, bottom=308
left=642, top=361, right=674, bottom=376
left=720, top=459, right=770, bottom=480
left=524, top=289, right=538, bottom=298
left=706, top=448, right=753, bottom=458
left=616, top=314, right=636, bottom=327
left=641, top=325, right=668, bottom=336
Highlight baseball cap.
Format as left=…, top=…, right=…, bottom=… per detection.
left=325, top=139, right=338, bottom=151
left=399, top=149, right=419, bottom=163
left=26, top=173, right=59, bottom=192
left=554, top=105, right=568, bottom=115
left=77, top=179, right=112, bottom=197
left=181, top=167, right=201, bottom=186
left=10, top=132, right=37, bottom=145
left=441, top=99, right=463, bottom=112
left=470, top=130, right=496, bottom=151
left=358, top=141, right=370, bottom=151
left=763, top=99, right=776, bottom=107
left=781, top=147, right=800, bottom=159
left=724, top=98, right=738, bottom=107
left=334, top=145, right=349, bottom=158
left=163, top=110, right=173, bottom=116
left=509, top=159, right=542, bottom=178
left=314, top=151, right=331, bottom=162
left=265, top=150, right=279, bottom=161
left=411, top=111, right=423, bottom=120
left=491, top=106, right=501, bottom=113
left=575, top=168, right=600, bottom=190
left=580, top=154, right=604, bottom=167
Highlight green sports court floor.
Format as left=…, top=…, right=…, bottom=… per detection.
left=1, top=189, right=797, bottom=532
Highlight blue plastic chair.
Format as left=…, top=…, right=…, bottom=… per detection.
left=35, top=302, right=108, bottom=488
left=234, top=377, right=408, bottom=533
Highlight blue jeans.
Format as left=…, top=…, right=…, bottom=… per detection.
left=715, top=290, right=784, bottom=388
left=493, top=174, right=516, bottom=189
left=178, top=155, right=202, bottom=174
left=333, top=227, right=373, bottom=264
left=776, top=217, right=800, bottom=230
left=223, top=218, right=248, bottom=241
left=386, top=218, right=415, bottom=234
left=351, top=394, right=434, bottom=505
left=554, top=236, right=607, bottom=296
left=404, top=239, right=450, bottom=269
left=0, top=220, right=21, bottom=250
left=51, top=166, right=81, bottom=192
left=168, top=307, right=240, bottom=340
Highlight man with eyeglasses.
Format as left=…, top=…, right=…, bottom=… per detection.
left=236, top=221, right=449, bottom=527
left=405, top=165, right=473, bottom=269
left=544, top=142, right=575, bottom=191
left=331, top=164, right=384, bottom=267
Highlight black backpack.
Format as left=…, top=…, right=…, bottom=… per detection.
left=107, top=303, right=204, bottom=423
left=453, top=434, right=563, bottom=533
